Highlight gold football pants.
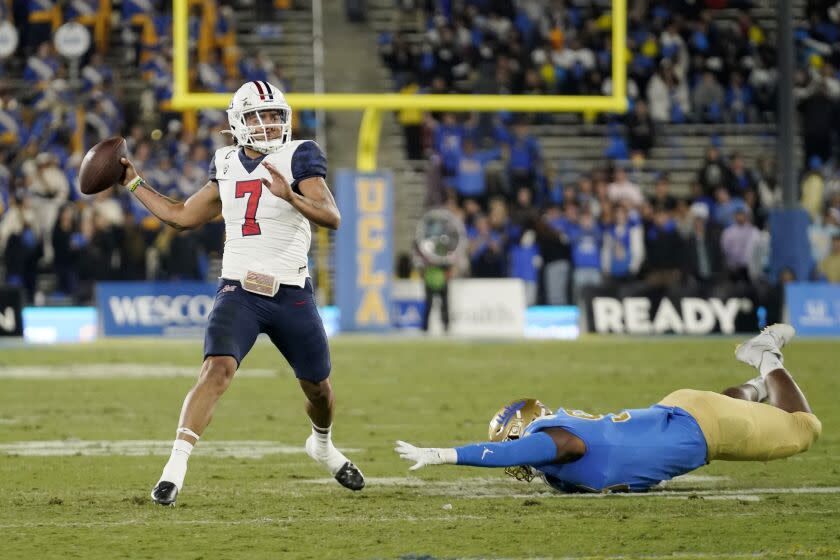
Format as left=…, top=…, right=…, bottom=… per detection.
left=659, top=389, right=822, bottom=462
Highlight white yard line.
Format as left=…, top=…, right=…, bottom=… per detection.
left=665, top=474, right=730, bottom=484
left=0, top=514, right=487, bottom=530
left=499, top=554, right=831, bottom=560
left=0, top=364, right=276, bottom=379
left=300, top=476, right=840, bottom=501
left=0, top=440, right=360, bottom=459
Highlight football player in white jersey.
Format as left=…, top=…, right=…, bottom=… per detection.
left=118, top=81, right=364, bottom=506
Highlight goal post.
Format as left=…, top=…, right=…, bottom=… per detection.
left=170, top=0, right=629, bottom=134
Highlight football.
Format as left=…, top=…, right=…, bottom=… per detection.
left=78, top=136, right=128, bottom=195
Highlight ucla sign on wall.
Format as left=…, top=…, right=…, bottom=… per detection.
left=335, top=170, right=393, bottom=331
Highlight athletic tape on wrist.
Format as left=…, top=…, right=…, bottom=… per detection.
left=128, top=176, right=145, bottom=192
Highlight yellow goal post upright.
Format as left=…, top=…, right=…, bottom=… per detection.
left=170, top=0, right=627, bottom=299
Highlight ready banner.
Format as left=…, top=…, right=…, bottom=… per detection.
left=581, top=286, right=767, bottom=335
left=96, top=282, right=217, bottom=337
left=334, top=169, right=393, bottom=332
left=0, top=286, right=24, bottom=337
left=786, top=283, right=840, bottom=337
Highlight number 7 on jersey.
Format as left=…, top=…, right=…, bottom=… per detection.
left=235, top=179, right=262, bottom=236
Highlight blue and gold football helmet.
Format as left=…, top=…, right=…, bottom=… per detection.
left=488, top=398, right=553, bottom=482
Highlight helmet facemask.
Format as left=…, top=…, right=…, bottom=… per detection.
left=487, top=398, right=553, bottom=482
left=224, top=81, right=293, bottom=154
left=231, top=107, right=291, bottom=154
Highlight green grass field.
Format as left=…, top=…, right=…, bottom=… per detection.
left=0, top=336, right=838, bottom=559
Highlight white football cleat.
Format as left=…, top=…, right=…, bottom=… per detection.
left=735, top=323, right=796, bottom=369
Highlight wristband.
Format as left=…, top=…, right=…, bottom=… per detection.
left=127, top=176, right=145, bottom=192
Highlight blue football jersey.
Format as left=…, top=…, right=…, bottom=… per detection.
left=523, top=405, right=707, bottom=492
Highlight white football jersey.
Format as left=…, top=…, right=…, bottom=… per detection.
left=210, top=140, right=327, bottom=287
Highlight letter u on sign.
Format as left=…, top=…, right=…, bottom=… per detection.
left=357, top=178, right=385, bottom=212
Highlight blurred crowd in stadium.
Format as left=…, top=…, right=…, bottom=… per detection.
left=0, top=0, right=302, bottom=304
left=382, top=0, right=840, bottom=305
left=1, top=0, right=840, bottom=307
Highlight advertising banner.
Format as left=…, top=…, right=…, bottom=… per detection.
left=23, top=307, right=97, bottom=343
left=96, top=282, right=217, bottom=337
left=786, top=283, right=840, bottom=337
left=392, top=279, right=424, bottom=330
left=581, top=287, right=762, bottom=335
left=449, top=278, right=526, bottom=337
left=334, top=170, right=393, bottom=332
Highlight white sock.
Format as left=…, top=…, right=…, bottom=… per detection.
left=743, top=376, right=768, bottom=402
left=309, top=423, right=349, bottom=474
left=759, top=352, right=784, bottom=378
left=312, top=423, right=332, bottom=448
left=159, top=439, right=193, bottom=490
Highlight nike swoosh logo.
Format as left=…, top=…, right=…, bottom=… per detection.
left=481, top=448, right=494, bottom=460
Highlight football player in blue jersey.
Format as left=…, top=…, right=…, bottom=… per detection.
left=396, top=324, right=822, bottom=493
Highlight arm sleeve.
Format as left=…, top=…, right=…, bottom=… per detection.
left=291, top=141, right=327, bottom=189
left=454, top=432, right=558, bottom=468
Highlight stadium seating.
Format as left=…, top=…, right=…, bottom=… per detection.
left=0, top=0, right=316, bottom=304
left=372, top=0, right=826, bottom=296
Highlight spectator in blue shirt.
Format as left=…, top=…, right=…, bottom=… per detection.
left=508, top=229, right=541, bottom=305
left=505, top=120, right=541, bottom=191
left=81, top=53, right=114, bottom=90
left=602, top=205, right=645, bottom=282
left=434, top=113, right=466, bottom=177
left=144, top=155, right=179, bottom=198
left=570, top=210, right=603, bottom=304
left=197, top=52, right=228, bottom=93
left=454, top=138, right=500, bottom=203
left=24, top=43, right=59, bottom=87
left=713, top=186, right=749, bottom=228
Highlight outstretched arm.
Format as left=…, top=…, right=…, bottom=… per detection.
left=395, top=432, right=558, bottom=470
left=120, top=158, right=222, bottom=230
left=261, top=161, right=340, bottom=229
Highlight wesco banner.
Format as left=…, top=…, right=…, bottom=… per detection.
left=0, top=286, right=24, bottom=337
left=96, top=282, right=217, bottom=337
left=581, top=286, right=765, bottom=335
left=334, top=170, right=393, bottom=332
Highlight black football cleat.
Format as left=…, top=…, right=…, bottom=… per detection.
left=334, top=462, right=365, bottom=491
left=151, top=481, right=179, bottom=506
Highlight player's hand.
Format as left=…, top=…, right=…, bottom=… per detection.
left=119, top=157, right=138, bottom=186
left=394, top=440, right=451, bottom=470
left=261, top=161, right=293, bottom=201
